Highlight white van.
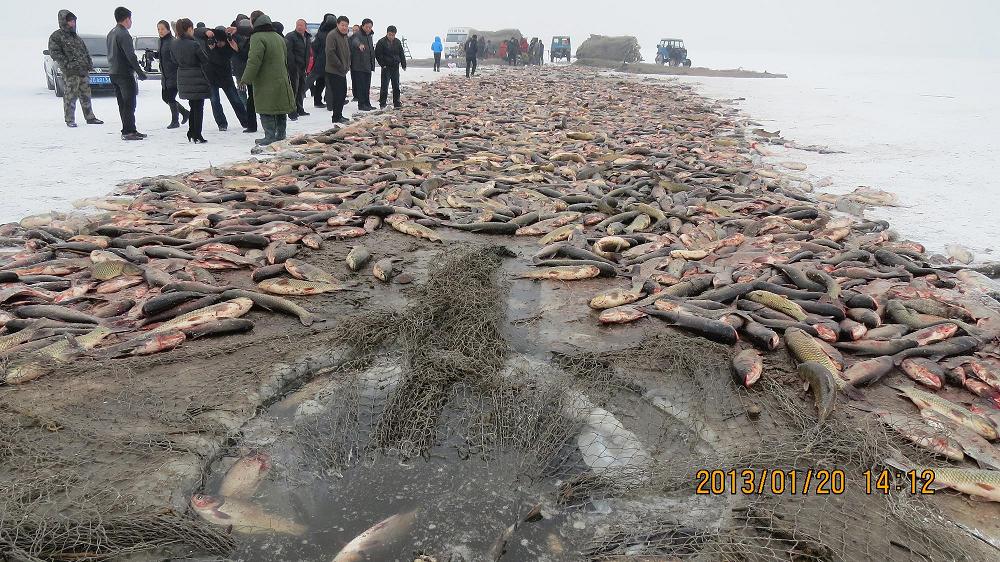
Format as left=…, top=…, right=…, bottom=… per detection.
left=444, top=27, right=470, bottom=60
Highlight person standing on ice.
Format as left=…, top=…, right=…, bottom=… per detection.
left=172, top=18, right=210, bottom=143
left=49, top=10, right=103, bottom=128
left=350, top=18, right=377, bottom=112
left=284, top=19, right=311, bottom=121
left=374, top=25, right=407, bottom=109
left=156, top=20, right=190, bottom=129
left=325, top=15, right=351, bottom=123
left=240, top=14, right=296, bottom=146
left=107, top=6, right=147, bottom=140
left=431, top=36, right=443, bottom=72
left=197, top=25, right=250, bottom=132
left=309, top=13, right=337, bottom=109
left=464, top=34, right=479, bottom=78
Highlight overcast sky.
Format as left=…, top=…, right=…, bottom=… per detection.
left=21, top=0, right=1000, bottom=59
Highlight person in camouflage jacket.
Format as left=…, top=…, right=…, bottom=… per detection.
left=48, top=9, right=102, bottom=127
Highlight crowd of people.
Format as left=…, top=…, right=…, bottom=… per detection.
left=47, top=6, right=409, bottom=145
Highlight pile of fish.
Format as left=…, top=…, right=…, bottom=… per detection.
left=2, top=66, right=1000, bottom=500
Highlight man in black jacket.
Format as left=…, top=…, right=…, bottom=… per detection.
left=107, top=6, right=146, bottom=140
left=350, top=18, right=376, bottom=112
left=309, top=13, right=336, bottom=109
left=464, top=34, right=478, bottom=78
left=285, top=19, right=311, bottom=120
left=49, top=10, right=103, bottom=127
left=374, top=25, right=406, bottom=110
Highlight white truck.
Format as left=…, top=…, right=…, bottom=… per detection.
left=444, top=27, right=470, bottom=60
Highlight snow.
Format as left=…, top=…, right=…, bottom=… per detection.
left=0, top=36, right=453, bottom=223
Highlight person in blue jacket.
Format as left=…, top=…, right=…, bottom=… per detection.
left=431, top=36, right=443, bottom=72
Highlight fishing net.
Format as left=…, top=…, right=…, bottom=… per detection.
left=575, top=35, right=643, bottom=63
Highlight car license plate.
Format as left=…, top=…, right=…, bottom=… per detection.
left=90, top=75, right=110, bottom=85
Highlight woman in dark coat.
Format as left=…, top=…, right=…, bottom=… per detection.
left=156, top=20, right=189, bottom=128
left=172, top=18, right=210, bottom=143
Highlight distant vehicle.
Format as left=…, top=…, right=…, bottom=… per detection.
left=444, top=27, right=469, bottom=60
left=655, top=38, right=691, bottom=67
left=42, top=33, right=115, bottom=97
left=551, top=36, right=571, bottom=62
left=306, top=22, right=321, bottom=36
left=134, top=35, right=161, bottom=77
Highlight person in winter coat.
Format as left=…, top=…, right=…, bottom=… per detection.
left=350, top=18, right=376, bottom=112
left=107, top=7, right=147, bottom=140
left=464, top=34, right=478, bottom=78
left=519, top=37, right=529, bottom=61
left=285, top=19, right=311, bottom=120
left=172, top=18, right=210, bottom=143
left=240, top=14, right=296, bottom=145
left=325, top=16, right=351, bottom=123
left=498, top=40, right=507, bottom=61
left=48, top=10, right=102, bottom=127
left=197, top=25, right=249, bottom=132
left=374, top=25, right=406, bottom=109
left=156, top=20, right=190, bottom=129
left=431, top=36, right=443, bottom=72
left=230, top=16, right=256, bottom=132
left=506, top=37, right=518, bottom=66
left=309, top=13, right=336, bottom=108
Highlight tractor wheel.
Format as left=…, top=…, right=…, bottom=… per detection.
left=683, top=59, right=692, bottom=67
left=55, top=76, right=65, bottom=97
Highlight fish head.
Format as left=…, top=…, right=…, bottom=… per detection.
left=191, top=494, right=223, bottom=511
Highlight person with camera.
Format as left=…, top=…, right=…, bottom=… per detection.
left=197, top=24, right=249, bottom=132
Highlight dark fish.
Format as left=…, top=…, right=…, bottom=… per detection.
left=797, top=361, right=837, bottom=422
left=183, top=318, right=255, bottom=339
left=640, top=307, right=738, bottom=344
left=14, top=305, right=100, bottom=324
left=840, top=290, right=878, bottom=310
left=252, top=264, right=288, bottom=283
left=892, top=337, right=980, bottom=364
left=178, top=234, right=270, bottom=250
left=660, top=275, right=713, bottom=297
left=698, top=281, right=756, bottom=303
left=838, top=318, right=867, bottom=340
left=752, top=281, right=824, bottom=301
left=732, top=348, right=763, bottom=387
left=162, top=281, right=229, bottom=294
left=846, top=308, right=881, bottom=329
left=141, top=294, right=224, bottom=326
left=834, top=338, right=917, bottom=356
left=221, top=289, right=316, bottom=326
left=773, top=264, right=825, bottom=292
left=796, top=299, right=846, bottom=321
left=843, top=356, right=896, bottom=386
left=142, top=292, right=205, bottom=316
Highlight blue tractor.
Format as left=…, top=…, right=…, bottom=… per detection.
left=655, top=38, right=691, bottom=67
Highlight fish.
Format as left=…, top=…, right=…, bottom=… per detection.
left=221, top=289, right=315, bottom=326
left=14, top=304, right=100, bottom=325
left=183, top=318, right=255, bottom=339
left=785, top=327, right=841, bottom=376
left=258, top=278, right=340, bottom=296
left=191, top=494, right=306, bottom=536
left=843, top=356, right=896, bottom=387
left=921, top=467, right=1000, bottom=502
left=346, top=246, right=371, bottom=272
left=745, top=290, right=806, bottom=321
left=372, top=258, right=398, bottom=283
left=893, top=384, right=998, bottom=440
left=920, top=410, right=1000, bottom=469
left=389, top=217, right=443, bottom=242
left=838, top=318, right=867, bottom=340
left=264, top=241, right=298, bottom=265
left=891, top=336, right=980, bottom=364
left=285, top=259, right=338, bottom=284
left=331, top=510, right=418, bottom=562
left=89, top=259, right=143, bottom=281
left=902, top=323, right=958, bottom=345
left=854, top=404, right=965, bottom=461
left=797, top=361, right=837, bottom=422
left=152, top=298, right=254, bottom=333
left=598, top=305, right=647, bottom=324
left=218, top=451, right=271, bottom=499
left=732, top=348, right=763, bottom=387
left=102, top=329, right=187, bottom=357
left=834, top=339, right=917, bottom=357
left=641, top=307, right=738, bottom=345
left=899, top=358, right=944, bottom=390
left=589, top=285, right=645, bottom=310
left=517, top=265, right=601, bottom=281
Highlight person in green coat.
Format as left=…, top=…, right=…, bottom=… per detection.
left=239, top=14, right=295, bottom=145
